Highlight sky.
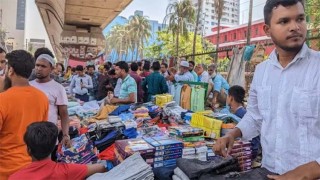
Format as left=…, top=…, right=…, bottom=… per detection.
left=119, top=0, right=266, bottom=24
left=23, top=0, right=266, bottom=53
left=119, top=0, right=169, bottom=23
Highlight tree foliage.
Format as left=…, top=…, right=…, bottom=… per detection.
left=105, top=14, right=151, bottom=62
left=144, top=31, right=214, bottom=64
left=164, top=0, right=195, bottom=57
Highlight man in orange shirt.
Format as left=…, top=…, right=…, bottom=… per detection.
left=0, top=50, right=49, bottom=179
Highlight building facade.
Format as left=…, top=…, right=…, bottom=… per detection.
left=189, top=0, right=240, bottom=36
left=205, top=19, right=274, bottom=58
left=0, top=0, right=26, bottom=50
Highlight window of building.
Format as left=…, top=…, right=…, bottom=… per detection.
left=16, top=0, right=26, bottom=30
left=255, top=28, right=259, bottom=35
left=244, top=30, right=247, bottom=38
left=224, top=35, right=227, bottom=42
left=234, top=33, right=236, bottom=39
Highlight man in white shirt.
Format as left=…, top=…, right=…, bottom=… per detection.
left=195, top=63, right=209, bottom=83
left=167, top=61, right=194, bottom=82
left=69, top=65, right=93, bottom=102
left=29, top=53, right=70, bottom=150
left=214, top=0, right=320, bottom=179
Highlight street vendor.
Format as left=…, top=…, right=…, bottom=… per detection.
left=208, top=63, right=230, bottom=109
left=109, top=61, right=137, bottom=105
left=166, top=61, right=194, bottom=82
left=213, top=0, right=320, bottom=179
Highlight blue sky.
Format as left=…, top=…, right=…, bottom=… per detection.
left=119, top=0, right=266, bottom=25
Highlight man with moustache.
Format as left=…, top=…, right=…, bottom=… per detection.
left=0, top=50, right=49, bottom=179
left=29, top=52, right=70, bottom=154
left=212, top=0, right=320, bottom=179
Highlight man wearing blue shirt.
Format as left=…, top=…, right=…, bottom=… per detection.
left=208, top=63, right=230, bottom=109
left=110, top=61, right=137, bottom=105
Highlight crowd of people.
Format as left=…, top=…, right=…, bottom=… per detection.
left=0, top=0, right=319, bottom=179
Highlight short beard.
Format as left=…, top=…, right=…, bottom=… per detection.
left=271, top=34, right=304, bottom=53
left=36, top=75, right=47, bottom=80
left=3, top=75, right=12, bottom=91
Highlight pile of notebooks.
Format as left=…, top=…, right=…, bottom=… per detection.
left=230, top=141, right=253, bottom=172
left=169, top=126, right=204, bottom=142
left=87, top=153, right=154, bottom=180
left=182, top=145, right=208, bottom=161
left=143, top=136, right=183, bottom=168
left=114, top=139, right=155, bottom=166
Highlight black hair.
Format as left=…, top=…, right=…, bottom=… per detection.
left=87, top=65, right=95, bottom=70
left=108, top=69, right=116, bottom=75
left=115, top=61, right=129, bottom=73
left=24, top=122, right=58, bottom=160
left=76, top=65, right=84, bottom=71
left=264, top=0, right=304, bottom=25
left=0, top=47, right=6, bottom=54
left=34, top=47, right=54, bottom=60
left=130, top=62, right=139, bottom=72
left=6, top=50, right=35, bottom=78
left=189, top=61, right=195, bottom=67
left=104, top=64, right=110, bottom=71
left=67, top=66, right=71, bottom=70
left=107, top=62, right=112, bottom=68
left=228, top=85, right=245, bottom=104
left=143, top=61, right=150, bottom=71
left=152, top=61, right=161, bottom=71
left=56, top=63, right=65, bottom=72
left=71, top=67, right=76, bottom=72
left=161, top=63, right=168, bottom=69
left=137, top=62, right=142, bottom=67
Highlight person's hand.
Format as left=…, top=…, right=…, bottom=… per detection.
left=110, top=97, right=118, bottom=104
left=61, top=135, right=71, bottom=148
left=211, top=99, right=217, bottom=111
left=81, top=84, right=86, bottom=88
left=213, top=134, right=235, bottom=157
left=268, top=162, right=320, bottom=180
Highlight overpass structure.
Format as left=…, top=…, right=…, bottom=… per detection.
left=35, top=0, right=132, bottom=61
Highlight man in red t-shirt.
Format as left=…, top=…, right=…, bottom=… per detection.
left=9, top=122, right=105, bottom=180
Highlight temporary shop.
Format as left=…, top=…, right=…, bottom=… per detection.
left=59, top=76, right=259, bottom=180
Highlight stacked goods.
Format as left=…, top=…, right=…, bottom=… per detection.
left=207, top=148, right=218, bottom=161
left=143, top=136, right=183, bottom=168
left=155, top=94, right=173, bottom=107
left=57, top=134, right=97, bottom=164
left=230, top=141, right=253, bottom=172
left=115, top=139, right=155, bottom=166
left=191, top=113, right=223, bottom=138
left=169, top=126, right=204, bottom=142
left=182, top=146, right=208, bottom=161
left=169, top=126, right=208, bottom=161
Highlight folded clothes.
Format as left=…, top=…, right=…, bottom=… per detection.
left=177, top=156, right=239, bottom=179
left=109, top=105, right=131, bottom=116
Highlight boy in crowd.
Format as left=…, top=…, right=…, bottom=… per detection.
left=9, top=122, right=105, bottom=180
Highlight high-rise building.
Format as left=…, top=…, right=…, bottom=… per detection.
left=0, top=0, right=26, bottom=50
left=190, top=0, right=240, bottom=36
left=166, top=0, right=240, bottom=36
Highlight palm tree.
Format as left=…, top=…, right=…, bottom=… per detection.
left=129, top=15, right=151, bottom=61
left=164, top=0, right=195, bottom=58
left=213, top=0, right=225, bottom=63
left=192, top=0, right=202, bottom=61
